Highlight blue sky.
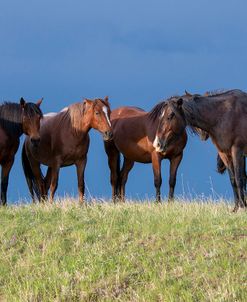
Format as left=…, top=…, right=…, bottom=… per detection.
left=1, top=0, right=247, bottom=202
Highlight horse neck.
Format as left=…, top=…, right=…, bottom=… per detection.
left=79, top=116, right=94, bottom=135
left=183, top=98, right=221, bottom=132
left=0, top=105, right=23, bottom=138
left=70, top=120, right=91, bottom=139
left=63, top=108, right=91, bottom=138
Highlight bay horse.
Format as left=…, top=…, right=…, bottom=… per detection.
left=0, top=97, right=43, bottom=205
left=104, top=101, right=187, bottom=202
left=155, top=89, right=247, bottom=211
left=22, top=97, right=112, bottom=203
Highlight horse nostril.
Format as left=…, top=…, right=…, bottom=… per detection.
left=31, top=137, right=41, bottom=146
left=103, top=131, right=113, bottom=141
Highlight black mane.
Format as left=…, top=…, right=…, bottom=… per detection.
left=24, top=102, right=43, bottom=118
left=148, top=101, right=167, bottom=121
left=0, top=102, right=43, bottom=137
left=148, top=95, right=182, bottom=122
left=204, top=89, right=228, bottom=97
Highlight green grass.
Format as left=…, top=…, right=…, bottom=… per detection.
left=0, top=200, right=246, bottom=301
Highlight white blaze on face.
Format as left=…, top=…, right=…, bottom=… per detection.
left=103, top=106, right=111, bottom=126
left=153, top=135, right=163, bottom=152
left=153, top=136, right=159, bottom=149
left=160, top=110, right=165, bottom=118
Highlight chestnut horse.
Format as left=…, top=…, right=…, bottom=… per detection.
left=0, top=97, right=43, bottom=205
left=104, top=102, right=187, bottom=202
left=22, top=97, right=112, bottom=203
left=155, top=89, right=247, bottom=211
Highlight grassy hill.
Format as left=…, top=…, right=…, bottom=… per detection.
left=0, top=201, right=246, bottom=301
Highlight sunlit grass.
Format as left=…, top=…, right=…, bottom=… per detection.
left=0, top=200, right=246, bottom=301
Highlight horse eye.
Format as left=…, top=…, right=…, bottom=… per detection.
left=95, top=111, right=100, bottom=115
left=168, top=112, right=175, bottom=120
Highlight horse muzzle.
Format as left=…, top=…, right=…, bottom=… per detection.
left=103, top=130, right=113, bottom=141
left=30, top=137, right=41, bottom=147
left=153, top=136, right=173, bottom=154
left=153, top=136, right=168, bottom=153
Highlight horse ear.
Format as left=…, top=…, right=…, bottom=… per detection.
left=185, top=90, right=192, bottom=97
left=20, top=97, right=26, bottom=108
left=82, top=99, right=93, bottom=114
left=36, top=97, right=43, bottom=107
left=83, top=98, right=93, bottom=105
left=104, top=96, right=109, bottom=104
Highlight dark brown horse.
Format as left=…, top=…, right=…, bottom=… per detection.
left=104, top=102, right=187, bottom=202
left=0, top=98, right=43, bottom=205
left=155, top=89, right=247, bottom=211
left=22, top=97, right=112, bottom=203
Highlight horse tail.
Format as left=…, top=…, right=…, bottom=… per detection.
left=217, top=154, right=226, bottom=174
left=21, top=144, right=41, bottom=200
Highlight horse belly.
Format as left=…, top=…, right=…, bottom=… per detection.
left=115, top=139, right=152, bottom=163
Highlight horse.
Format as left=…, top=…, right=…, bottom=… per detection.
left=104, top=101, right=187, bottom=202
left=0, top=97, right=43, bottom=205
left=22, top=97, right=112, bottom=203
left=154, top=89, right=247, bottom=212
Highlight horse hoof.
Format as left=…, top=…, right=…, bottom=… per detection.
left=232, top=206, right=239, bottom=213
left=238, top=206, right=247, bottom=212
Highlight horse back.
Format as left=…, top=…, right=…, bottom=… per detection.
left=111, top=106, right=145, bottom=120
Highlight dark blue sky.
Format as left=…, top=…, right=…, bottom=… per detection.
left=1, top=0, right=247, bottom=202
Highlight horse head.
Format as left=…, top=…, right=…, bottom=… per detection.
left=82, top=96, right=113, bottom=141
left=153, top=97, right=186, bottom=153
left=21, top=97, right=43, bottom=147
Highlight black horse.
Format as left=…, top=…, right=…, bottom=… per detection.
left=0, top=98, right=43, bottom=205
left=155, top=90, right=247, bottom=211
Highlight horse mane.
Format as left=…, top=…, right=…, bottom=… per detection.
left=0, top=102, right=43, bottom=137
left=148, top=95, right=181, bottom=122
left=203, top=89, right=245, bottom=98
left=203, top=89, right=228, bottom=97
left=148, top=101, right=167, bottom=121
left=67, top=102, right=85, bottom=134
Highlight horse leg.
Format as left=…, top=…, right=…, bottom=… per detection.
left=104, top=141, right=121, bottom=202
left=243, top=157, right=247, bottom=197
left=28, top=160, right=46, bottom=202
left=44, top=167, right=52, bottom=197
left=232, top=148, right=246, bottom=210
left=49, top=165, right=60, bottom=203
left=168, top=153, right=183, bottom=201
left=227, top=167, right=239, bottom=207
left=0, top=159, right=14, bottom=206
left=26, top=175, right=35, bottom=203
left=119, top=158, right=134, bottom=202
left=218, top=152, right=240, bottom=211
left=76, top=157, right=87, bottom=204
left=151, top=152, right=162, bottom=202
